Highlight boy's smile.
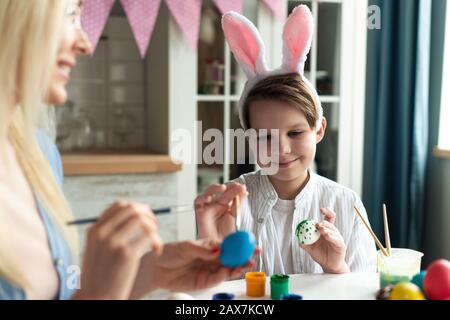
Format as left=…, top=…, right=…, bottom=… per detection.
left=277, top=157, right=301, bottom=168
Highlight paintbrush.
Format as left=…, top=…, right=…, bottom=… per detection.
left=67, top=204, right=193, bottom=225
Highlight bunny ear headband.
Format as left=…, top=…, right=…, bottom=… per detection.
left=222, top=5, right=323, bottom=131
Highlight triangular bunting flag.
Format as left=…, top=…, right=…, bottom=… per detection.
left=212, top=0, right=243, bottom=15
left=81, top=0, right=116, bottom=53
left=120, top=0, right=162, bottom=58
left=165, top=0, right=202, bottom=50
left=261, top=0, right=285, bottom=19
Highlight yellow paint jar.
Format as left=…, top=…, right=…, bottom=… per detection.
left=245, top=272, right=266, bottom=297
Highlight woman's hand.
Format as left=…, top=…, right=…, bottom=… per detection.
left=300, top=208, right=349, bottom=274
left=73, top=201, right=163, bottom=300
left=129, top=239, right=260, bottom=299
left=195, top=183, right=247, bottom=240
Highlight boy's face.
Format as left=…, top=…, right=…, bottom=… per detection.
left=248, top=99, right=326, bottom=182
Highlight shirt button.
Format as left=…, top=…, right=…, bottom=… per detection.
left=56, top=258, right=64, bottom=266
left=258, top=218, right=264, bottom=224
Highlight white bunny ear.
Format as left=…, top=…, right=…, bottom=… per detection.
left=282, top=5, right=314, bottom=73
left=222, top=11, right=268, bottom=79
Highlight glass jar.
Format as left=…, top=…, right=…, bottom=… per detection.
left=72, top=108, right=95, bottom=150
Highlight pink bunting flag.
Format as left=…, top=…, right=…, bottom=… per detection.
left=120, top=0, right=162, bottom=58
left=165, top=0, right=202, bottom=50
left=81, top=0, right=116, bottom=53
left=262, top=0, right=285, bottom=19
left=212, top=0, right=243, bottom=15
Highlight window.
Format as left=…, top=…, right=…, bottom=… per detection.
left=438, top=2, right=450, bottom=151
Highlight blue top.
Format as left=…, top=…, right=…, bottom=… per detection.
left=0, top=132, right=76, bottom=300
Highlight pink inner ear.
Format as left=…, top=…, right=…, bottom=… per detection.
left=283, top=6, right=313, bottom=70
left=223, top=16, right=260, bottom=73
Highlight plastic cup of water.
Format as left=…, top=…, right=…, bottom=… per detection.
left=377, top=248, right=423, bottom=288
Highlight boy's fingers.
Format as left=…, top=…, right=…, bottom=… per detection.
left=324, top=234, right=345, bottom=250
left=299, top=243, right=313, bottom=252
left=316, top=224, right=344, bottom=247
left=323, top=232, right=338, bottom=242
left=195, top=194, right=212, bottom=208
left=318, top=224, right=342, bottom=241
left=320, top=207, right=336, bottom=224
left=204, top=184, right=227, bottom=197
left=317, top=221, right=339, bottom=233
left=194, top=185, right=226, bottom=208
left=216, top=183, right=247, bottom=207
left=319, top=227, right=332, bottom=239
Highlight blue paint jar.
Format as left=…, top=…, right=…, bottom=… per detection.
left=280, top=293, right=303, bottom=300
left=212, top=293, right=235, bottom=300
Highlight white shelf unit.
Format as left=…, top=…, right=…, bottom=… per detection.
left=196, top=1, right=274, bottom=193
left=196, top=46, right=241, bottom=182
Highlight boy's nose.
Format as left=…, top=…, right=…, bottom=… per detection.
left=279, top=136, right=291, bottom=154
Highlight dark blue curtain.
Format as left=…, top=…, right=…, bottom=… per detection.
left=363, top=0, right=432, bottom=250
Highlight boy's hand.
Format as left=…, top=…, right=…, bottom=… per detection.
left=195, top=183, right=247, bottom=241
left=300, top=208, right=350, bottom=274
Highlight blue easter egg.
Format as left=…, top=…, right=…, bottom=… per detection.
left=411, top=270, right=427, bottom=291
left=220, top=231, right=256, bottom=267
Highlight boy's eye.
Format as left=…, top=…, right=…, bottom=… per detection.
left=288, top=131, right=303, bottom=137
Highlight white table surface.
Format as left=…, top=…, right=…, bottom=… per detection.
left=186, top=272, right=380, bottom=300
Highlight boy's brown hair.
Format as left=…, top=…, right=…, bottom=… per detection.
left=243, top=73, right=320, bottom=129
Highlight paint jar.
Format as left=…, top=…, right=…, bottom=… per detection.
left=280, top=293, right=303, bottom=300
left=212, top=292, right=235, bottom=300
left=270, top=274, right=290, bottom=300
left=245, top=272, right=266, bottom=297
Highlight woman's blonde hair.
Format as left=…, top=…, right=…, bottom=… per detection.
left=0, top=0, right=78, bottom=288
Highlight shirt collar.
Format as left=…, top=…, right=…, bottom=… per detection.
left=258, top=168, right=316, bottom=212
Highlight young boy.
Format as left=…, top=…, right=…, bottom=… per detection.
left=195, top=5, right=376, bottom=275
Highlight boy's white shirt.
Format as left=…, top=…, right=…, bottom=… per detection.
left=234, top=169, right=377, bottom=275
left=271, top=198, right=295, bottom=274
